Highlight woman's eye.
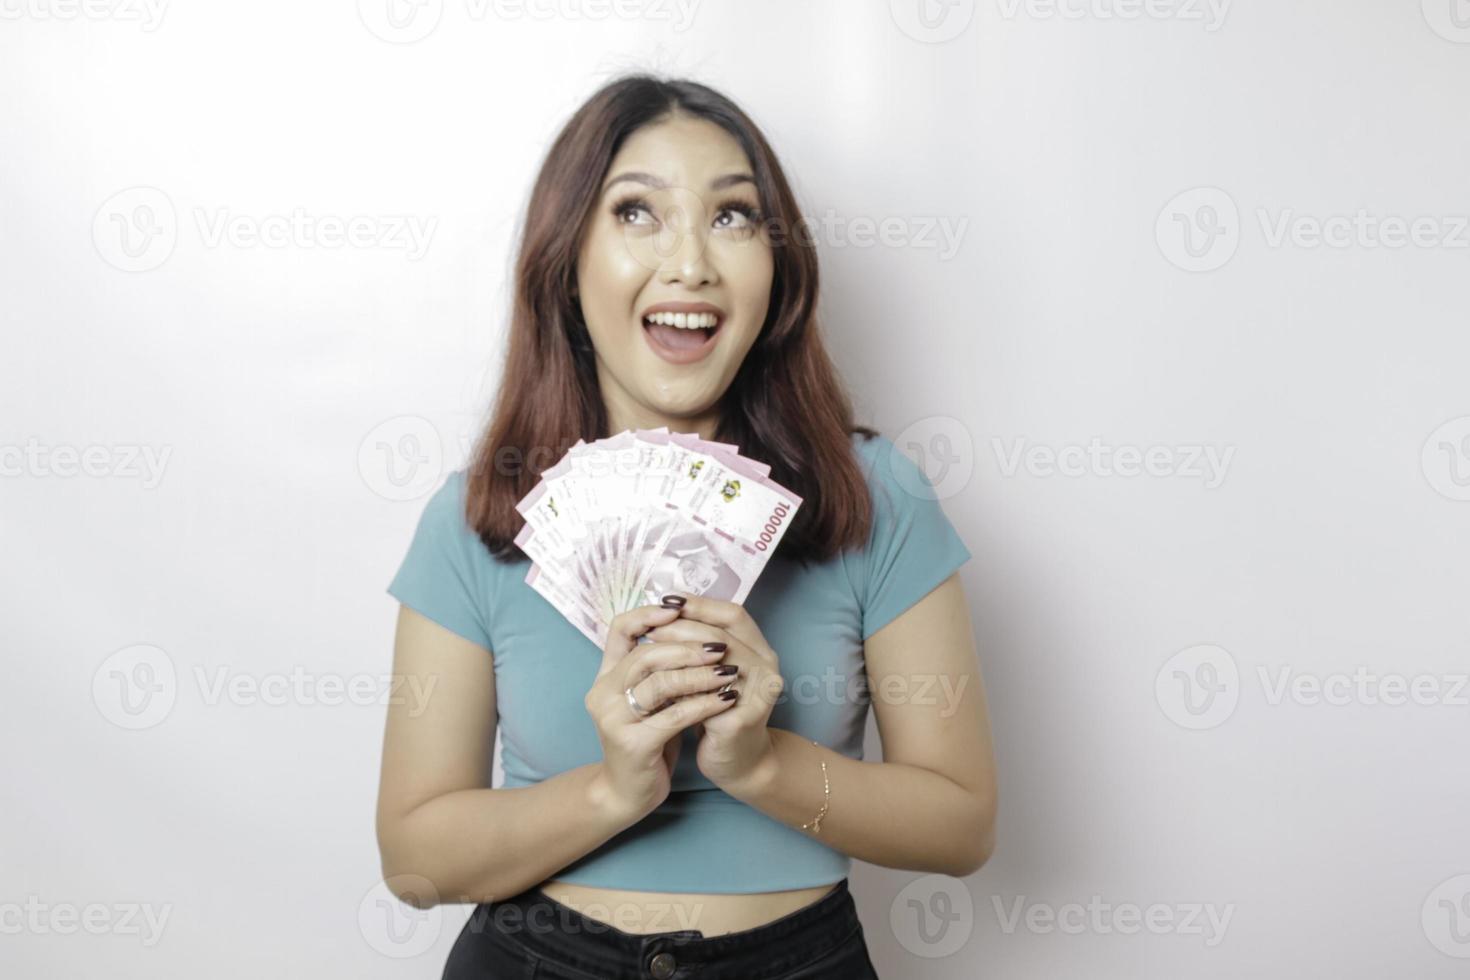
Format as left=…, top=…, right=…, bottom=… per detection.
left=614, top=201, right=654, bottom=226
left=715, top=204, right=760, bottom=233
left=614, top=197, right=761, bottom=233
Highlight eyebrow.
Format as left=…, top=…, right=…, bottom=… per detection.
left=602, top=171, right=756, bottom=194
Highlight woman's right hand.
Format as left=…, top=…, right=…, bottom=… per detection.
left=584, top=600, right=741, bottom=823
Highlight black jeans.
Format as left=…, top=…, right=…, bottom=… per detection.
left=442, top=877, right=880, bottom=979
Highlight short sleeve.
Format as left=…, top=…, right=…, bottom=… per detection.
left=386, top=470, right=495, bottom=651
left=855, top=435, right=973, bottom=641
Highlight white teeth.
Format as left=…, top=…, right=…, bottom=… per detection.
left=643, top=312, right=720, bottom=329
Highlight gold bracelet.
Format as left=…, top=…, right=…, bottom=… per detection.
left=798, top=740, right=830, bottom=835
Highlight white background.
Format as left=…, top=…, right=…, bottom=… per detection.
left=3, top=1, right=1469, bottom=977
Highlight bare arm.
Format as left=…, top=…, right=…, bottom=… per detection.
left=374, top=605, right=638, bottom=907
left=725, top=573, right=998, bottom=876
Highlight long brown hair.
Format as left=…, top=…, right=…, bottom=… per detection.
left=465, top=73, right=876, bottom=568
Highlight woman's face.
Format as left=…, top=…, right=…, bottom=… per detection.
left=576, top=113, right=773, bottom=438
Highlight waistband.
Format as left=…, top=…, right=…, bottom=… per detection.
left=484, top=877, right=859, bottom=980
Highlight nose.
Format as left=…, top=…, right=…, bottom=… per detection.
left=656, top=199, right=718, bottom=288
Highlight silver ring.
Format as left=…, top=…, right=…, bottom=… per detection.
left=625, top=685, right=655, bottom=719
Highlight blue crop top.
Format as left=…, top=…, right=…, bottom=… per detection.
left=385, top=431, right=972, bottom=893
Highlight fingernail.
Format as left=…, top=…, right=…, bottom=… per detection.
left=661, top=595, right=686, bottom=609
left=714, top=663, right=738, bottom=675
left=702, top=641, right=727, bottom=653
left=719, top=689, right=738, bottom=701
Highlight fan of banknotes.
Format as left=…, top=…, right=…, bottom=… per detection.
left=514, top=428, right=802, bottom=649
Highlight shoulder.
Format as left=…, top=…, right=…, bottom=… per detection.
left=850, top=428, right=886, bottom=459
left=848, top=430, right=934, bottom=514
left=409, top=468, right=496, bottom=570
left=420, top=468, right=503, bottom=580
left=848, top=429, right=890, bottom=486
left=387, top=468, right=499, bottom=651
left=842, top=430, right=973, bottom=639
left=420, top=468, right=472, bottom=530
left=434, top=467, right=470, bottom=504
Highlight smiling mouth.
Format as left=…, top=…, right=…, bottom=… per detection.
left=641, top=312, right=722, bottom=354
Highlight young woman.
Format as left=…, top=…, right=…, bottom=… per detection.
left=376, top=73, right=998, bottom=980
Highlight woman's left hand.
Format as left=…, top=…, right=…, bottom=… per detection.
left=642, top=594, right=784, bottom=795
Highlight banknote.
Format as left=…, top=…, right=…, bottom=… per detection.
left=514, top=428, right=801, bottom=649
